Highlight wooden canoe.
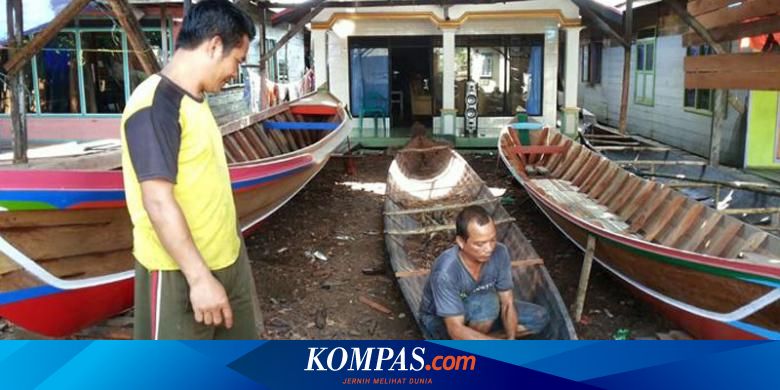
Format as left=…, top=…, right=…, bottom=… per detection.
left=0, top=90, right=351, bottom=337
left=384, top=137, right=576, bottom=340
left=500, top=125, right=780, bottom=339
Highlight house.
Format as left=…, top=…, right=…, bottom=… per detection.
left=307, top=0, right=583, bottom=148
left=0, top=0, right=307, bottom=148
left=578, top=0, right=780, bottom=168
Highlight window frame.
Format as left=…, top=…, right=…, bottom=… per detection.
left=634, top=34, right=657, bottom=107
left=2, top=19, right=173, bottom=118
left=684, top=44, right=716, bottom=116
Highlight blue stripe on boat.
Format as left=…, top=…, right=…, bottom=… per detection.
left=730, top=320, right=780, bottom=340
left=0, top=285, right=61, bottom=306
left=0, top=190, right=126, bottom=209
left=263, top=121, right=339, bottom=131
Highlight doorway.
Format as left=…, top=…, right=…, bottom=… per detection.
left=390, top=47, right=433, bottom=131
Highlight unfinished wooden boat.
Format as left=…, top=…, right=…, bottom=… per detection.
left=0, top=91, right=350, bottom=337
left=500, top=125, right=780, bottom=339
left=383, top=137, right=576, bottom=340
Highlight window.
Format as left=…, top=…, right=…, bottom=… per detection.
left=480, top=54, right=494, bottom=78
left=0, top=64, right=36, bottom=114
left=278, top=46, right=289, bottom=83
left=434, top=35, right=542, bottom=117
left=265, top=39, right=278, bottom=82
left=35, top=32, right=79, bottom=113
left=470, top=46, right=503, bottom=116
left=349, top=47, right=389, bottom=117
left=634, top=30, right=656, bottom=106
left=685, top=44, right=715, bottom=113
left=3, top=19, right=174, bottom=117
left=581, top=45, right=589, bottom=82
left=80, top=30, right=126, bottom=113
left=581, top=42, right=602, bottom=84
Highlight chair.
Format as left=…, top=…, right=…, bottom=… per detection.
left=358, top=91, right=388, bottom=137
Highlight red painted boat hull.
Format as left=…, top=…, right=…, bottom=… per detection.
left=0, top=278, right=133, bottom=338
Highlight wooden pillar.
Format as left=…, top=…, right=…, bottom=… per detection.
left=7, top=0, right=27, bottom=164
left=710, top=90, right=726, bottom=166
left=107, top=0, right=161, bottom=75
left=160, top=4, right=169, bottom=65
left=618, top=0, right=633, bottom=135
left=573, top=235, right=597, bottom=322
left=259, top=7, right=267, bottom=109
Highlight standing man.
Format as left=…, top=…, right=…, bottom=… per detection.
left=419, top=206, right=550, bottom=339
left=121, top=0, right=260, bottom=339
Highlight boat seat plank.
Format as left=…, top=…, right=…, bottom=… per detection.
left=289, top=105, right=338, bottom=116
left=263, top=121, right=340, bottom=131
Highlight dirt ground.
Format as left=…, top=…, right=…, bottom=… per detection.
left=0, top=151, right=675, bottom=340
left=247, top=152, right=673, bottom=340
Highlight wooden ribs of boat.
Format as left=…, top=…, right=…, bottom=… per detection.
left=384, top=137, right=576, bottom=340
left=500, top=125, right=780, bottom=339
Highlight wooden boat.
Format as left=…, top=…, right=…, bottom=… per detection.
left=499, top=124, right=780, bottom=339
left=0, top=91, right=350, bottom=337
left=383, top=137, right=576, bottom=340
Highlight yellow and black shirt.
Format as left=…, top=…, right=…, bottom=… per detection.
left=120, top=74, right=239, bottom=271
